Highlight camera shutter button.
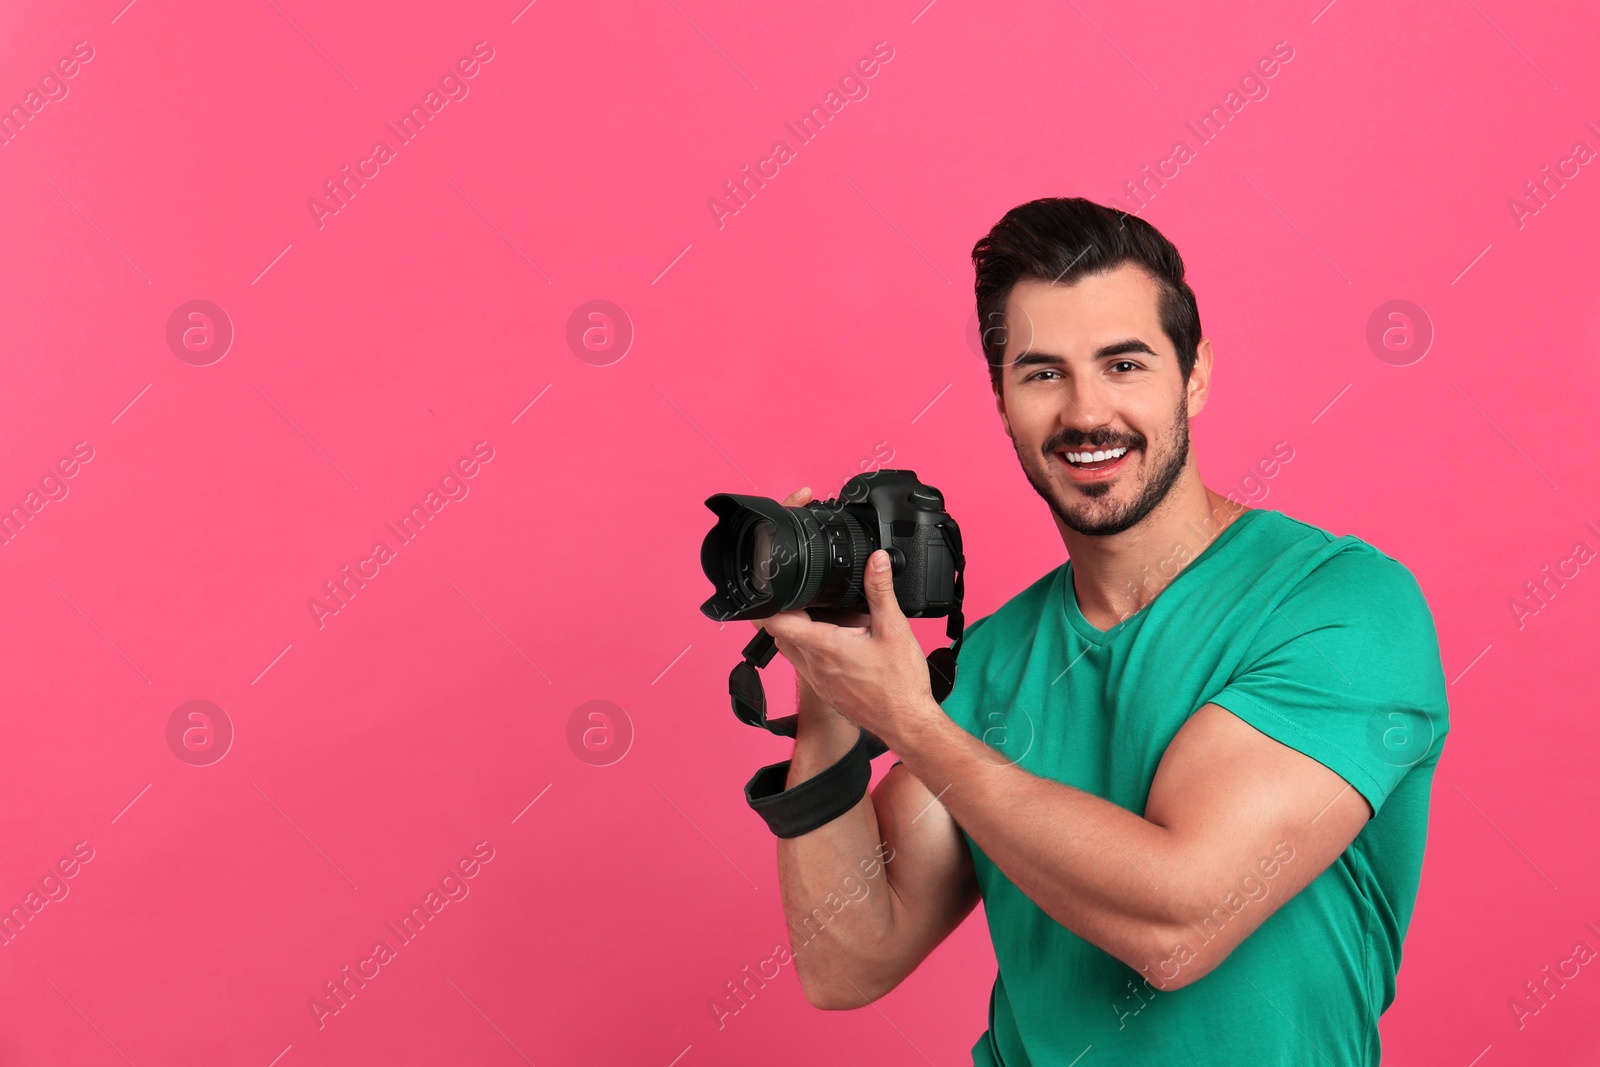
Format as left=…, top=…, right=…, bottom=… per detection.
left=908, top=487, right=943, bottom=508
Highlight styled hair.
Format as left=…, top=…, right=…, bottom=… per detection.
left=971, top=198, right=1202, bottom=389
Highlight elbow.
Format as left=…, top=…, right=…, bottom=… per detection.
left=1126, top=934, right=1201, bottom=993
left=791, top=914, right=908, bottom=1010
left=1130, top=912, right=1234, bottom=993
left=798, top=967, right=846, bottom=1009
left=805, top=987, right=864, bottom=1011
left=796, top=949, right=903, bottom=1010
left=801, top=974, right=888, bottom=1011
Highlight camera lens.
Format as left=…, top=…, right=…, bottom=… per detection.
left=737, top=516, right=774, bottom=598
left=700, top=493, right=872, bottom=621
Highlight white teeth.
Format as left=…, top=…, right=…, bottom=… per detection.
left=1065, top=447, right=1128, bottom=464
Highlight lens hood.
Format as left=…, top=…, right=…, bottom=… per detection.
left=699, top=493, right=806, bottom=621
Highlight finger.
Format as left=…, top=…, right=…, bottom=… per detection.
left=863, top=549, right=909, bottom=636
left=763, top=608, right=826, bottom=645
left=807, top=607, right=872, bottom=629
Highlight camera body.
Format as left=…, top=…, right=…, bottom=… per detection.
left=700, top=469, right=960, bottom=622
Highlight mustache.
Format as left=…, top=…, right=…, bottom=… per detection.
left=1041, top=431, right=1144, bottom=454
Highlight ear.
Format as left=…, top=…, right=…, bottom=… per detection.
left=1186, top=337, right=1214, bottom=419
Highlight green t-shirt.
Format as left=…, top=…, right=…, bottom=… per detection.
left=931, top=507, right=1450, bottom=1066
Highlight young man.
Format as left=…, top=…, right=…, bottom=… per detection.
left=757, top=197, right=1450, bottom=1065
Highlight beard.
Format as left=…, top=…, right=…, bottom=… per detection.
left=1014, top=391, right=1191, bottom=537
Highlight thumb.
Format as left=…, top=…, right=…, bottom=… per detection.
left=863, top=550, right=907, bottom=633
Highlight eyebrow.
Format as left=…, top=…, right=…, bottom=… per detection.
left=1009, top=338, right=1160, bottom=374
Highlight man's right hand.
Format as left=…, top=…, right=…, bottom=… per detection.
left=752, top=486, right=871, bottom=722
left=754, top=497, right=978, bottom=1013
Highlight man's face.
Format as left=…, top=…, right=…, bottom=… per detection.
left=991, top=265, right=1207, bottom=537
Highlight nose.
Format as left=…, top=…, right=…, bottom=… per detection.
left=1055, top=373, right=1115, bottom=436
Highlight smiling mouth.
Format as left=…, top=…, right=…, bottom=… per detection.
left=1056, top=446, right=1134, bottom=480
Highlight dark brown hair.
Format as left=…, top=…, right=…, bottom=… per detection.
left=972, top=198, right=1202, bottom=389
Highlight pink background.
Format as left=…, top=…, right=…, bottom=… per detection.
left=1, top=0, right=1597, bottom=1064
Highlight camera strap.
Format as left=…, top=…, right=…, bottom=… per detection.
left=729, top=523, right=966, bottom=748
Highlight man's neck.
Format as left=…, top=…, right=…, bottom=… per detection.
left=1058, top=472, right=1250, bottom=632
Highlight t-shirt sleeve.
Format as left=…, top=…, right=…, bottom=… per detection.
left=1207, top=545, right=1451, bottom=816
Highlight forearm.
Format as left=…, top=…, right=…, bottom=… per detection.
left=892, top=699, right=1187, bottom=972
left=775, top=684, right=902, bottom=1003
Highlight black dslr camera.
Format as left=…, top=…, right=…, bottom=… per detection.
left=699, top=469, right=967, bottom=749
left=699, top=469, right=961, bottom=623
left=698, top=469, right=970, bottom=839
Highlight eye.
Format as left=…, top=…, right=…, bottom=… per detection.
left=1026, top=369, right=1062, bottom=382
left=1111, top=360, right=1141, bottom=373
